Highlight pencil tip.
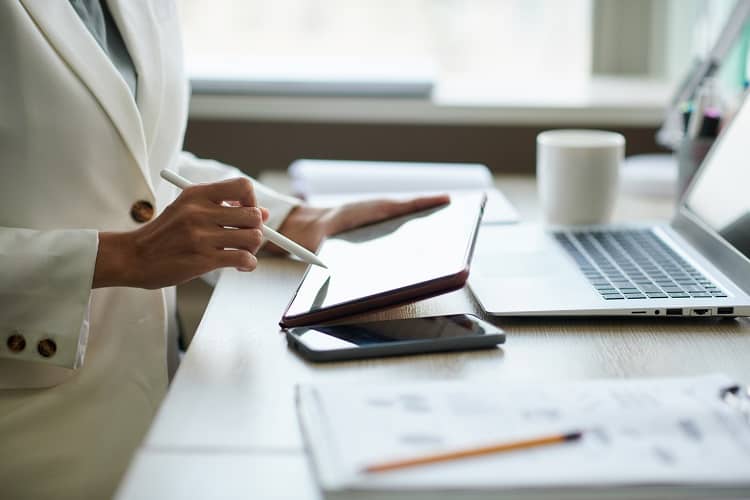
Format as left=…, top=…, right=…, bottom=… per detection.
left=565, top=431, right=584, bottom=441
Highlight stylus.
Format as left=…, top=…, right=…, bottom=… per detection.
left=160, top=169, right=328, bottom=269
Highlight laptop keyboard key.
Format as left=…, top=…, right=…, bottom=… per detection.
left=554, top=228, right=726, bottom=303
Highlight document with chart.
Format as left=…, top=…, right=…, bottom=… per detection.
left=297, top=374, right=750, bottom=499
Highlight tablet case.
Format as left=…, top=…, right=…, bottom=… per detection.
left=280, top=193, right=486, bottom=327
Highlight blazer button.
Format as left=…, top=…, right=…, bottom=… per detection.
left=37, top=338, right=57, bottom=358
left=7, top=333, right=26, bottom=353
left=130, top=200, right=154, bottom=223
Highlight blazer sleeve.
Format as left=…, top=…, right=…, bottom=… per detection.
left=0, top=227, right=98, bottom=370
left=176, top=152, right=301, bottom=231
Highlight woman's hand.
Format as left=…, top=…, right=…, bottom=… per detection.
left=94, top=178, right=268, bottom=289
left=271, top=194, right=450, bottom=254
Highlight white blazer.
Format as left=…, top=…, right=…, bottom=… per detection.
left=0, top=1, right=298, bottom=498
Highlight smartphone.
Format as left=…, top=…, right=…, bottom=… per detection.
left=284, top=314, right=504, bottom=362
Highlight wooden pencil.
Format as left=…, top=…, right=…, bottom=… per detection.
left=363, top=431, right=583, bottom=473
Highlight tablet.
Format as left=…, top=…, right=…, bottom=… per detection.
left=280, top=192, right=485, bottom=327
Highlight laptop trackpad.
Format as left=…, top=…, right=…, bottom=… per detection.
left=469, top=224, right=597, bottom=313
left=471, top=225, right=574, bottom=278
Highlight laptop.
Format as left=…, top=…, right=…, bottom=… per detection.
left=469, top=96, right=750, bottom=318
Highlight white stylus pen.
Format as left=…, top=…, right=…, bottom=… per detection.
left=160, top=169, right=327, bottom=269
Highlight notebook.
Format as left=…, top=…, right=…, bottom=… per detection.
left=288, top=159, right=518, bottom=225
left=297, top=374, right=750, bottom=499
left=280, top=192, right=485, bottom=327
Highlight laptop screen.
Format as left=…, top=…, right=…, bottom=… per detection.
left=683, top=97, right=750, bottom=260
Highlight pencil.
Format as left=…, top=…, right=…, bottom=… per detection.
left=363, top=431, right=583, bottom=473
left=160, top=169, right=327, bottom=268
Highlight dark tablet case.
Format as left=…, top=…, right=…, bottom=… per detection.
left=280, top=192, right=486, bottom=327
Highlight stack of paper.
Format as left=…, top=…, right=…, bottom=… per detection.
left=288, top=159, right=518, bottom=224
left=297, top=374, right=750, bottom=499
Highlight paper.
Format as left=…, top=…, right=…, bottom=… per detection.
left=298, top=374, right=750, bottom=492
left=289, top=160, right=494, bottom=195
left=288, top=160, right=518, bottom=224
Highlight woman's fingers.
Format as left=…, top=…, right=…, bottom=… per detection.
left=404, top=194, right=451, bottom=212
left=363, top=194, right=449, bottom=220
left=328, top=194, right=451, bottom=235
left=215, top=248, right=258, bottom=272
left=183, top=177, right=258, bottom=207
left=213, top=205, right=265, bottom=229
left=209, top=228, right=265, bottom=254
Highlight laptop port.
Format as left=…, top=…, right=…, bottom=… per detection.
left=718, top=307, right=735, bottom=315
left=691, top=308, right=710, bottom=316
left=666, top=308, right=683, bottom=316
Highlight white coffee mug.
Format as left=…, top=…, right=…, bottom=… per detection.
left=537, top=129, right=625, bottom=225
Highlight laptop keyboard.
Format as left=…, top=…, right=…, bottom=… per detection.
left=554, top=229, right=727, bottom=300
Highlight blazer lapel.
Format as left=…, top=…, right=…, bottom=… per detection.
left=107, top=0, right=165, bottom=187
left=19, top=0, right=153, bottom=193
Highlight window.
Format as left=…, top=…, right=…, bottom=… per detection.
left=177, top=0, right=592, bottom=98
left=177, top=0, right=748, bottom=125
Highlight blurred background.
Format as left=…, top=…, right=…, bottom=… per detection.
left=176, top=0, right=747, bottom=176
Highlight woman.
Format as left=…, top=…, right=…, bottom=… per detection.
left=0, top=1, right=447, bottom=498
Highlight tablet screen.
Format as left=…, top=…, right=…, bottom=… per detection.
left=281, top=193, right=485, bottom=326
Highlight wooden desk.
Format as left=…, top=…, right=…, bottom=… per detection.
left=115, top=175, right=750, bottom=500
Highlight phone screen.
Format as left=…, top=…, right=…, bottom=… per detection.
left=287, top=314, right=501, bottom=352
